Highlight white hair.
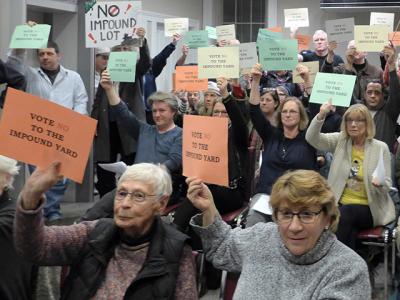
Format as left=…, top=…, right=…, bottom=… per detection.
left=117, top=163, right=172, bottom=199
left=313, top=30, right=327, bottom=41
left=0, top=155, right=19, bottom=189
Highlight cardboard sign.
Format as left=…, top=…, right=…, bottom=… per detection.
left=198, top=46, right=240, bottom=79
left=183, top=30, right=209, bottom=49
left=296, top=34, right=311, bottom=51
left=325, top=18, right=354, bottom=43
left=182, top=115, right=228, bottom=187
left=164, top=18, right=189, bottom=37
left=205, top=26, right=217, bottom=39
left=370, top=12, right=394, bottom=31
left=258, top=39, right=298, bottom=71
left=354, top=25, right=389, bottom=52
left=175, top=66, right=208, bottom=91
left=293, top=61, right=319, bottom=84
left=0, top=88, right=97, bottom=183
left=284, top=8, right=309, bottom=28
left=108, top=51, right=137, bottom=82
left=216, top=24, right=236, bottom=42
left=267, top=27, right=283, bottom=33
left=256, top=28, right=283, bottom=46
left=85, top=1, right=142, bottom=48
left=9, top=24, right=51, bottom=49
left=309, top=72, right=356, bottom=107
left=389, top=32, right=400, bottom=47
left=239, top=42, right=258, bottom=70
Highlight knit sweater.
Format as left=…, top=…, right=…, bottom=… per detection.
left=14, top=198, right=197, bottom=300
left=191, top=214, right=371, bottom=300
left=306, top=115, right=395, bottom=226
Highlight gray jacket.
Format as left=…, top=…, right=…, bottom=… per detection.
left=191, top=214, right=371, bottom=300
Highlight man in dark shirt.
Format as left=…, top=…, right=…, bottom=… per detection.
left=0, top=59, right=26, bottom=107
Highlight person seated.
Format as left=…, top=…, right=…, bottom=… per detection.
left=187, top=169, right=370, bottom=299
left=173, top=77, right=248, bottom=231
left=14, top=162, right=197, bottom=299
left=0, top=155, right=36, bottom=300
left=247, top=64, right=318, bottom=226
left=306, top=102, right=395, bottom=249
left=100, top=70, right=183, bottom=204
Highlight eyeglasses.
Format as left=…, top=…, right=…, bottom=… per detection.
left=115, top=190, right=157, bottom=204
left=281, top=109, right=299, bottom=115
left=345, top=118, right=366, bottom=125
left=276, top=209, right=323, bottom=224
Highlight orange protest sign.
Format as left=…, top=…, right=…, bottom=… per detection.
left=182, top=115, right=228, bottom=187
left=267, top=26, right=283, bottom=33
left=175, top=66, right=208, bottom=91
left=389, top=32, right=400, bottom=47
left=296, top=34, right=311, bottom=51
left=0, top=88, right=97, bottom=183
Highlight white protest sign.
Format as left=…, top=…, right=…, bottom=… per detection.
left=164, top=18, right=189, bottom=37
left=85, top=1, right=142, bottom=48
left=293, top=61, right=319, bottom=84
left=239, top=42, right=258, bottom=70
left=325, top=18, right=354, bottom=43
left=216, top=24, right=236, bottom=42
left=370, top=12, right=394, bottom=31
left=284, top=8, right=309, bottom=28
left=198, top=46, right=240, bottom=79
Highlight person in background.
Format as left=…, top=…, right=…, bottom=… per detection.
left=94, top=47, right=110, bottom=94
left=187, top=169, right=370, bottom=299
left=198, top=82, right=220, bottom=116
left=0, top=155, right=36, bottom=300
left=0, top=58, right=26, bottom=107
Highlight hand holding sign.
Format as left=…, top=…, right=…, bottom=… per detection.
left=216, top=77, right=229, bottom=98
left=20, top=161, right=61, bottom=210
left=186, top=177, right=216, bottom=213
left=317, top=98, right=334, bottom=120
left=251, top=63, right=263, bottom=82
left=382, top=44, right=396, bottom=68
left=100, top=69, right=114, bottom=91
left=135, top=27, right=145, bottom=39
left=326, top=41, right=338, bottom=64
left=296, top=64, right=310, bottom=83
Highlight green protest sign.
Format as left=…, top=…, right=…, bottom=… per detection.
left=309, top=72, right=356, bottom=107
left=205, top=26, right=217, bottom=39
left=183, top=30, right=209, bottom=49
left=256, top=28, right=283, bottom=46
left=258, top=39, right=298, bottom=71
left=9, top=24, right=51, bottom=49
left=108, top=51, right=137, bottom=82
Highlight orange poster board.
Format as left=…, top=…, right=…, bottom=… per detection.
left=182, top=115, right=228, bottom=187
left=267, top=26, right=283, bottom=33
left=175, top=66, right=208, bottom=91
left=296, top=34, right=311, bottom=51
left=389, top=32, right=400, bottom=47
left=0, top=88, right=97, bottom=183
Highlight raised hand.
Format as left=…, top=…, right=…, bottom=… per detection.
left=326, top=41, right=337, bottom=64
left=100, top=69, right=113, bottom=91
left=250, top=63, right=263, bottom=82
left=186, top=177, right=215, bottom=213
left=172, top=33, right=182, bottom=45
left=217, top=77, right=229, bottom=98
left=382, top=45, right=396, bottom=69
left=317, top=98, right=334, bottom=120
left=136, top=27, right=146, bottom=39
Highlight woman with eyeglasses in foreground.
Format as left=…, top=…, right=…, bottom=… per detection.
left=306, top=102, right=395, bottom=250
left=187, top=169, right=370, bottom=299
left=13, top=162, right=197, bottom=300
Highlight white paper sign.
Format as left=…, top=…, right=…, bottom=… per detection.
left=98, top=161, right=127, bottom=175
left=284, top=8, right=309, bottom=28
left=370, top=12, right=394, bottom=31
left=239, top=42, right=258, bottom=70
left=325, top=18, right=355, bottom=43
left=85, top=1, right=142, bottom=48
left=216, top=24, right=236, bottom=42
left=164, top=18, right=189, bottom=37
left=251, top=194, right=273, bottom=215
left=372, top=148, right=386, bottom=185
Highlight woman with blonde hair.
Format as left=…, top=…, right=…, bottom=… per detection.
left=306, top=102, right=395, bottom=249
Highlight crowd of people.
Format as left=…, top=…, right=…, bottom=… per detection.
left=0, top=15, right=400, bottom=300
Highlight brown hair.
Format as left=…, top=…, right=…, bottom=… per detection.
left=276, top=97, right=309, bottom=131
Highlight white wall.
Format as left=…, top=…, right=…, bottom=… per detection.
left=142, top=0, right=203, bottom=23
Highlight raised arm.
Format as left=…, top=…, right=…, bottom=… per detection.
left=135, top=27, right=152, bottom=76
left=382, top=45, right=400, bottom=121
left=152, top=34, right=180, bottom=77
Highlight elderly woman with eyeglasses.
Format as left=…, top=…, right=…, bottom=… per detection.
left=246, top=64, right=317, bottom=226
left=306, top=102, right=395, bottom=250
left=14, top=162, right=197, bottom=300
left=187, top=169, right=370, bottom=299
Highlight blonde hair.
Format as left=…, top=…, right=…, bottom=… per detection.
left=276, top=97, right=309, bottom=131
left=340, top=104, right=375, bottom=140
left=270, top=169, right=339, bottom=232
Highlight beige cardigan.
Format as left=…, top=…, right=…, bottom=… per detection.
left=306, top=116, right=395, bottom=226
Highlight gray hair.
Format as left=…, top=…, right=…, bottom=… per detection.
left=117, top=163, right=172, bottom=198
left=148, top=91, right=179, bottom=112
left=313, top=30, right=327, bottom=41
left=0, top=155, right=19, bottom=189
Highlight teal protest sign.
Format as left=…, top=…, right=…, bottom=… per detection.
left=9, top=24, right=51, bottom=49
left=184, top=30, right=209, bottom=48
left=309, top=72, right=356, bottom=107
left=258, top=39, right=298, bottom=71
left=205, top=26, right=217, bottom=39
left=256, top=28, right=283, bottom=46
left=108, top=51, right=138, bottom=82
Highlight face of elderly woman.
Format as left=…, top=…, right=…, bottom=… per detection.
left=277, top=202, right=331, bottom=256
left=345, top=111, right=367, bottom=141
left=113, top=179, right=167, bottom=237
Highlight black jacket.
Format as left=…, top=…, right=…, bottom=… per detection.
left=61, top=217, right=188, bottom=300
left=0, top=59, right=26, bottom=107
